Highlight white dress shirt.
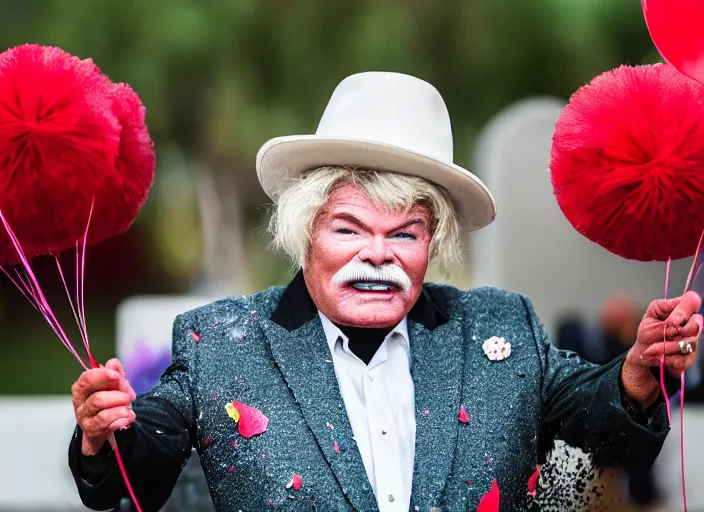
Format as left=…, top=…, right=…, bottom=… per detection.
left=319, top=312, right=416, bottom=512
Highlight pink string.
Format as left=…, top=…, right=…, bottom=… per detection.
left=661, top=258, right=672, bottom=427
left=0, top=204, right=142, bottom=512
left=108, top=433, right=142, bottom=510
left=680, top=371, right=687, bottom=512
left=659, top=353, right=672, bottom=427
left=0, top=210, right=86, bottom=368
left=55, top=255, right=90, bottom=358
left=79, top=201, right=93, bottom=342
left=0, top=266, right=38, bottom=309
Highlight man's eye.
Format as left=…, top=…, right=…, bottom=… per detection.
left=392, top=232, right=417, bottom=240
left=335, top=228, right=356, bottom=235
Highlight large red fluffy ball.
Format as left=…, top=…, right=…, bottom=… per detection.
left=550, top=63, right=704, bottom=262
left=0, top=44, right=155, bottom=264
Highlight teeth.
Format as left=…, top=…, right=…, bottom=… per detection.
left=352, top=282, right=393, bottom=291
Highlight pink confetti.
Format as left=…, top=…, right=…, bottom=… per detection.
left=459, top=406, right=469, bottom=423
left=423, top=410, right=430, bottom=417
left=192, top=332, right=201, bottom=343
left=228, top=466, right=235, bottom=473
left=204, top=437, right=214, bottom=445
left=477, top=479, right=500, bottom=512
left=286, top=473, right=302, bottom=491
left=527, top=465, right=540, bottom=497
left=231, top=440, right=237, bottom=448
left=230, top=401, right=269, bottom=438
left=334, top=441, right=340, bottom=454
left=465, top=479, right=473, bottom=485
left=485, top=459, right=493, bottom=465
left=239, top=311, right=258, bottom=341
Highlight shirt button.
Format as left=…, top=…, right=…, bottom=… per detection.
left=388, top=494, right=395, bottom=502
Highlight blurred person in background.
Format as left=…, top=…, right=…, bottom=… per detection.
left=556, top=295, right=640, bottom=366
left=599, top=295, right=641, bottom=364
left=600, top=295, right=658, bottom=507
left=67, top=72, right=701, bottom=511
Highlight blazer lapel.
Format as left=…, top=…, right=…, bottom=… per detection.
left=261, top=315, right=378, bottom=512
left=409, top=315, right=466, bottom=510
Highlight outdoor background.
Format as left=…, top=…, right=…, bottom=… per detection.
left=3, top=1, right=704, bottom=511
left=0, top=0, right=664, bottom=395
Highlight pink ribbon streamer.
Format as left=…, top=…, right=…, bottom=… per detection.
left=660, top=228, right=704, bottom=512
left=0, top=203, right=142, bottom=512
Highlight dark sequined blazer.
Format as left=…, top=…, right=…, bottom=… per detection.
left=69, top=272, right=670, bottom=511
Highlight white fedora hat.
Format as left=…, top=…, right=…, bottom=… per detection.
left=256, top=71, right=496, bottom=230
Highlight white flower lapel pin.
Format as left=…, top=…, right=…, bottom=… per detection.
left=482, top=336, right=512, bottom=361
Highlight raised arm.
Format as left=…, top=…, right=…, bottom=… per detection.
left=68, top=313, right=197, bottom=512
left=522, top=296, right=671, bottom=471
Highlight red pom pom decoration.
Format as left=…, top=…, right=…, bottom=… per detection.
left=550, top=63, right=704, bottom=261
left=0, top=44, right=154, bottom=264
left=642, top=0, right=704, bottom=85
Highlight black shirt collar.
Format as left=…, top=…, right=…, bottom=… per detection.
left=270, top=269, right=449, bottom=332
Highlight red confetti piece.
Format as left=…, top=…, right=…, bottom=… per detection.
left=477, top=479, right=500, bottom=512
left=465, top=479, right=472, bottom=485
left=334, top=441, right=340, bottom=454
left=527, top=465, right=540, bottom=497
left=228, top=466, right=235, bottom=473
left=229, top=401, right=269, bottom=438
left=423, top=410, right=430, bottom=416
left=204, top=437, right=214, bottom=445
left=459, top=406, right=469, bottom=423
left=192, top=332, right=201, bottom=343
left=286, top=473, right=303, bottom=491
left=231, top=440, right=237, bottom=448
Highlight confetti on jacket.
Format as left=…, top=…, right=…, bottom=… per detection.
left=477, top=479, right=500, bottom=512
left=225, top=401, right=269, bottom=438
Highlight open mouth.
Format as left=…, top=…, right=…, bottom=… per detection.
left=348, top=281, right=399, bottom=292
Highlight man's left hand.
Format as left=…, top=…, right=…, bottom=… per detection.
left=622, top=291, right=702, bottom=408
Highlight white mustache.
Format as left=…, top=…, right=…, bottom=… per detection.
left=332, top=259, right=412, bottom=292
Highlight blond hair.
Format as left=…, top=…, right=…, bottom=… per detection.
left=268, top=166, right=461, bottom=271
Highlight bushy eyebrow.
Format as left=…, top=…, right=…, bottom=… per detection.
left=330, top=212, right=426, bottom=232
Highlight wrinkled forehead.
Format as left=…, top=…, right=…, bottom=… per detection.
left=318, top=184, right=433, bottom=226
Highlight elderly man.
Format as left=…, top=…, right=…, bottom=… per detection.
left=68, top=72, right=700, bottom=511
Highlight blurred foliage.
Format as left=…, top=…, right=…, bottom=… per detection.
left=0, top=0, right=660, bottom=393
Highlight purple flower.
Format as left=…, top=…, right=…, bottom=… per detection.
left=123, top=341, right=172, bottom=395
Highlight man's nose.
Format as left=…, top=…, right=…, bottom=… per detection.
left=357, top=235, right=394, bottom=266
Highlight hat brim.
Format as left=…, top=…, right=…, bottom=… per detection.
left=256, top=135, right=496, bottom=231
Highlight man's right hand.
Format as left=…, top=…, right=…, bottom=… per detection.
left=71, top=358, right=137, bottom=456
